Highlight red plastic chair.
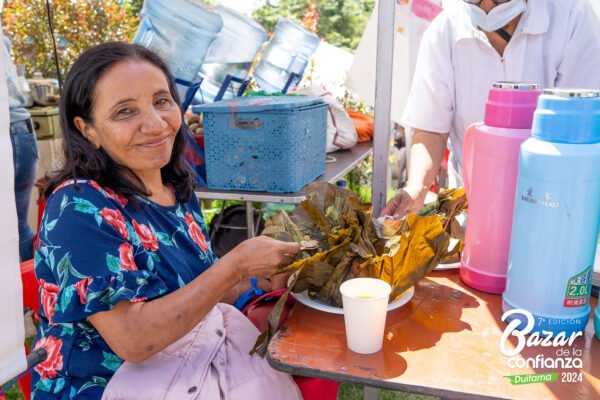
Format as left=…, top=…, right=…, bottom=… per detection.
left=0, top=260, right=39, bottom=400
left=18, top=259, right=39, bottom=400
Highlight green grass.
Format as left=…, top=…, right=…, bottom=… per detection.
left=338, top=383, right=439, bottom=399
left=4, top=383, right=23, bottom=400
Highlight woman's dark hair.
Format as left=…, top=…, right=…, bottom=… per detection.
left=45, top=41, right=194, bottom=204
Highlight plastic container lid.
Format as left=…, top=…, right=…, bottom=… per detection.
left=532, top=88, right=600, bottom=144
left=484, top=81, right=541, bottom=129
left=542, top=88, right=600, bottom=98
left=192, top=95, right=323, bottom=114
left=492, top=82, right=540, bottom=90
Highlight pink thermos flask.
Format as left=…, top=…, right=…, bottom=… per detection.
left=460, top=82, right=541, bottom=294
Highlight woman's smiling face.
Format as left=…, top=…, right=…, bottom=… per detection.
left=75, top=60, right=182, bottom=183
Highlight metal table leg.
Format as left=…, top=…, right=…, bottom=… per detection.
left=363, top=386, right=379, bottom=400
left=245, top=201, right=255, bottom=238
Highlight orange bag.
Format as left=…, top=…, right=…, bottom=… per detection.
left=346, top=109, right=374, bottom=142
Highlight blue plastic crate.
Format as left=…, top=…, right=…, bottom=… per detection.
left=194, top=96, right=327, bottom=192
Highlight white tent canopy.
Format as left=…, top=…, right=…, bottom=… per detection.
left=0, top=24, right=27, bottom=385
left=348, top=0, right=449, bottom=214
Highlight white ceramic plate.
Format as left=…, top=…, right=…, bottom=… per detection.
left=290, top=286, right=415, bottom=315
left=435, top=261, right=460, bottom=270
left=435, top=238, right=461, bottom=270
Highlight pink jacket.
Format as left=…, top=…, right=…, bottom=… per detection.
left=102, top=303, right=302, bottom=400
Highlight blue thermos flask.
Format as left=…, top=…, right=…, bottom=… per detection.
left=503, top=89, right=600, bottom=336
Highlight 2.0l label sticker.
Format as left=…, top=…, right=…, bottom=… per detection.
left=564, top=266, right=592, bottom=307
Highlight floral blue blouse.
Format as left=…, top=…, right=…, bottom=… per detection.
left=32, top=180, right=217, bottom=399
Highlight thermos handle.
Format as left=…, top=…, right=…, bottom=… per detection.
left=462, top=124, right=477, bottom=198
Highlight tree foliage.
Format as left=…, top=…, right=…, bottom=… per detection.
left=2, top=0, right=138, bottom=79
left=122, top=0, right=144, bottom=17
left=253, top=0, right=375, bottom=51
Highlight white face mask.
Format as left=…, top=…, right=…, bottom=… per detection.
left=464, top=0, right=527, bottom=32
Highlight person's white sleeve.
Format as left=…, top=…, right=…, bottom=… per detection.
left=555, top=0, right=600, bottom=89
left=402, top=16, right=455, bottom=133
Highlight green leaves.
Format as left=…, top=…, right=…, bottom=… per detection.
left=106, top=254, right=121, bottom=273
left=45, top=219, right=58, bottom=231
left=77, top=376, right=108, bottom=394
left=253, top=0, right=375, bottom=51
left=73, top=197, right=98, bottom=214
left=60, top=194, right=68, bottom=212
left=53, top=378, right=65, bottom=393
left=35, top=377, right=53, bottom=392
left=59, top=286, right=74, bottom=313
left=156, top=232, right=173, bottom=246
left=2, top=0, right=139, bottom=79
left=101, top=351, right=122, bottom=372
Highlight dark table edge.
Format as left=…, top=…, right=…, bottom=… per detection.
left=266, top=354, right=511, bottom=400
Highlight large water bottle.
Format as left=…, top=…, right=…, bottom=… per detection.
left=503, top=89, right=600, bottom=336
left=253, top=18, right=320, bottom=94
left=194, top=6, right=267, bottom=104
left=461, top=82, right=541, bottom=294
left=133, top=0, right=223, bottom=108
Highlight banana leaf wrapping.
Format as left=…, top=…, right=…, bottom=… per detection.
left=251, top=182, right=467, bottom=356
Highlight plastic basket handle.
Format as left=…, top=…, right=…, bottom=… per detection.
left=175, top=77, right=203, bottom=111
left=214, top=75, right=251, bottom=102
left=226, top=101, right=269, bottom=129
left=229, top=117, right=263, bottom=130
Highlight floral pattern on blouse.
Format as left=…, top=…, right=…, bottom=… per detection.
left=32, top=180, right=216, bottom=399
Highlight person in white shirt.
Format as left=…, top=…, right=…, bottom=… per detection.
left=381, top=0, right=600, bottom=218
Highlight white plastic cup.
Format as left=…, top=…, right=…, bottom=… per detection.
left=340, top=278, right=391, bottom=354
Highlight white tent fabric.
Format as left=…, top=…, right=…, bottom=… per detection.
left=345, top=0, right=410, bottom=123
left=299, top=41, right=355, bottom=100
left=346, top=0, right=468, bottom=124
left=0, top=25, right=27, bottom=385
left=346, top=0, right=451, bottom=124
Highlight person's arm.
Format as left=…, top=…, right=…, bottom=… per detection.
left=381, top=129, right=448, bottom=218
left=88, top=236, right=298, bottom=363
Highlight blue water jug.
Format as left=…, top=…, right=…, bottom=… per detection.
left=503, top=89, right=600, bottom=336
left=194, top=6, right=267, bottom=104
left=133, top=0, right=222, bottom=108
left=253, top=18, right=320, bottom=94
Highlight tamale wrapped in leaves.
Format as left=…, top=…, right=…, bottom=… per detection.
left=251, top=182, right=467, bottom=357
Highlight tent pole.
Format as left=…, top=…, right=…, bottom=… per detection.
left=371, top=0, right=396, bottom=216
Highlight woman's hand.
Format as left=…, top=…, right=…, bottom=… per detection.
left=261, top=270, right=293, bottom=292
left=227, top=236, right=300, bottom=280
left=380, top=185, right=428, bottom=218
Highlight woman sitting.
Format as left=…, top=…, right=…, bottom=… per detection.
left=32, top=42, right=301, bottom=399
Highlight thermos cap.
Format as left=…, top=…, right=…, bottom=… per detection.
left=484, top=82, right=541, bottom=129
left=541, top=88, right=600, bottom=98
left=493, top=81, right=540, bottom=90
left=532, top=88, right=600, bottom=144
